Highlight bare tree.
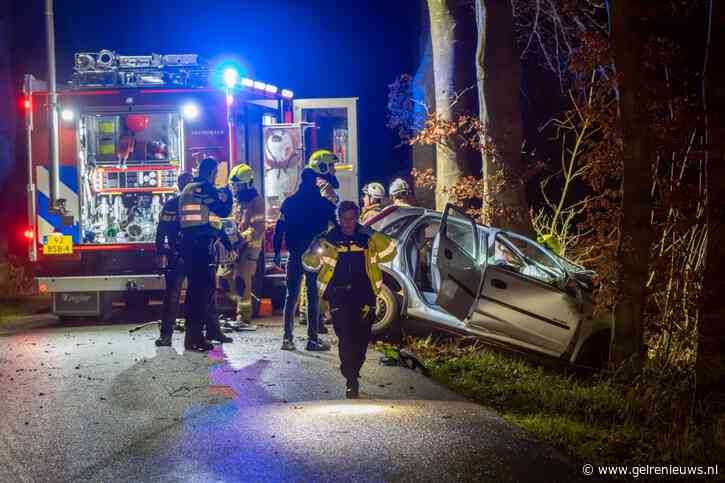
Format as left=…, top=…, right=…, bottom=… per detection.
left=426, top=0, right=478, bottom=209
left=475, top=0, right=534, bottom=235
left=608, top=0, right=656, bottom=367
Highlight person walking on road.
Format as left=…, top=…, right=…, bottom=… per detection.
left=273, top=161, right=337, bottom=352
left=179, top=157, right=233, bottom=352
left=303, top=201, right=397, bottom=398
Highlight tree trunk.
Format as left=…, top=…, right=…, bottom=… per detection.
left=427, top=0, right=477, bottom=210
left=697, top=0, right=725, bottom=394
left=475, top=0, right=533, bottom=236
left=609, top=1, right=654, bottom=367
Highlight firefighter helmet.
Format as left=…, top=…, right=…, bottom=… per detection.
left=362, top=182, right=386, bottom=200
left=229, top=163, right=254, bottom=189
left=389, top=178, right=411, bottom=197
left=307, top=149, right=338, bottom=175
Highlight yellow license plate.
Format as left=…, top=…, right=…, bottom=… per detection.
left=43, top=235, right=73, bottom=255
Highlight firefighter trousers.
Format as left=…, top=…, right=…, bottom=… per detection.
left=218, top=247, right=260, bottom=322
left=182, top=237, right=216, bottom=342
left=329, top=291, right=376, bottom=383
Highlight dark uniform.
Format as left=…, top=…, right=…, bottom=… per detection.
left=324, top=227, right=377, bottom=384
left=179, top=177, right=233, bottom=349
left=273, top=179, right=337, bottom=346
left=155, top=195, right=185, bottom=343
left=303, top=221, right=397, bottom=396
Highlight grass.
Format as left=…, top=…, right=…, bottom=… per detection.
left=396, top=336, right=725, bottom=472
left=0, top=294, right=51, bottom=324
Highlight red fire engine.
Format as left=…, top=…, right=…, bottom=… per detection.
left=23, top=50, right=359, bottom=318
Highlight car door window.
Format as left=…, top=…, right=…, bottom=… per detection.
left=502, top=233, right=565, bottom=285
left=489, top=235, right=527, bottom=272
left=488, top=233, right=565, bottom=285
left=444, top=210, right=477, bottom=259
left=407, top=218, right=441, bottom=294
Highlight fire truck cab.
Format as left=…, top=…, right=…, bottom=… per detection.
left=24, top=50, right=358, bottom=318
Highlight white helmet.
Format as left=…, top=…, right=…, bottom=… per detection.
left=389, top=178, right=411, bottom=197
left=362, top=182, right=386, bottom=200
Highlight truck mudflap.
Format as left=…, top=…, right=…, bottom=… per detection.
left=37, top=274, right=165, bottom=293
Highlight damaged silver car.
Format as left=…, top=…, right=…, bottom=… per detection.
left=369, top=203, right=611, bottom=368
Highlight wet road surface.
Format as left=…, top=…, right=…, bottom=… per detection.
left=0, top=316, right=584, bottom=482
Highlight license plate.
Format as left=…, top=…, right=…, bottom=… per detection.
left=43, top=234, right=73, bottom=255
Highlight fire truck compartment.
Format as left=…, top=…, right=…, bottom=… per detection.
left=37, top=274, right=165, bottom=292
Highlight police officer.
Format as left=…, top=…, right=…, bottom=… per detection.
left=360, top=182, right=386, bottom=224
left=273, top=153, right=338, bottom=352
left=154, top=172, right=194, bottom=347
left=179, top=157, right=233, bottom=352
left=303, top=201, right=397, bottom=398
left=217, top=163, right=265, bottom=330
left=389, top=178, right=416, bottom=207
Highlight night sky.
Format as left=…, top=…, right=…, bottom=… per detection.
left=1, top=0, right=421, bottom=253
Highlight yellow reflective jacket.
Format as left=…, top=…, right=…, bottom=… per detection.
left=302, top=225, right=397, bottom=298
left=359, top=204, right=384, bottom=225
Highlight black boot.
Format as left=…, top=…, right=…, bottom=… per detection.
left=184, top=337, right=214, bottom=352
left=155, top=335, right=172, bottom=347
left=346, top=379, right=359, bottom=399
left=207, top=332, right=233, bottom=343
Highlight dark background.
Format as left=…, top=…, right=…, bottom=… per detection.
left=0, top=0, right=422, bottom=254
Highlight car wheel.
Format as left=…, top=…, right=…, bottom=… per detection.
left=372, top=284, right=400, bottom=336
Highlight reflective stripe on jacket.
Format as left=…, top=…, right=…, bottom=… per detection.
left=302, top=225, right=397, bottom=298
left=180, top=182, right=212, bottom=229
left=179, top=179, right=232, bottom=234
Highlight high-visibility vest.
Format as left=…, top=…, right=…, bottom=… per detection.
left=302, top=227, right=397, bottom=298
left=179, top=182, right=221, bottom=230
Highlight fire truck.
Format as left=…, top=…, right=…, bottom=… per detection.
left=23, top=50, right=359, bottom=318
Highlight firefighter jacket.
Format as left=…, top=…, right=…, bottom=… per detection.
left=235, top=187, right=265, bottom=253
left=359, top=203, right=385, bottom=225
left=179, top=178, right=233, bottom=239
left=155, top=195, right=181, bottom=255
left=273, top=183, right=337, bottom=255
left=302, top=224, right=397, bottom=299
left=392, top=199, right=415, bottom=208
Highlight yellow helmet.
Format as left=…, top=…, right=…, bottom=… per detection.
left=306, top=149, right=338, bottom=175
left=228, top=163, right=254, bottom=188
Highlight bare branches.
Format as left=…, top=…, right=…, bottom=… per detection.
left=512, top=0, right=608, bottom=88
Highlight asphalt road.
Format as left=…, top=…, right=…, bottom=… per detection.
left=0, top=314, right=585, bottom=483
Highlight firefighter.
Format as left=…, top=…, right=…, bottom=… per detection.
left=389, top=178, right=416, bottom=207
left=308, top=149, right=340, bottom=189
left=154, top=171, right=194, bottom=347
left=273, top=162, right=337, bottom=351
left=217, top=163, right=264, bottom=330
left=360, top=182, right=386, bottom=224
left=179, top=157, right=233, bottom=352
left=303, top=201, right=397, bottom=398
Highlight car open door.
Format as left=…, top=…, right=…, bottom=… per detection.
left=293, top=98, right=359, bottom=205
left=434, top=204, right=485, bottom=321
